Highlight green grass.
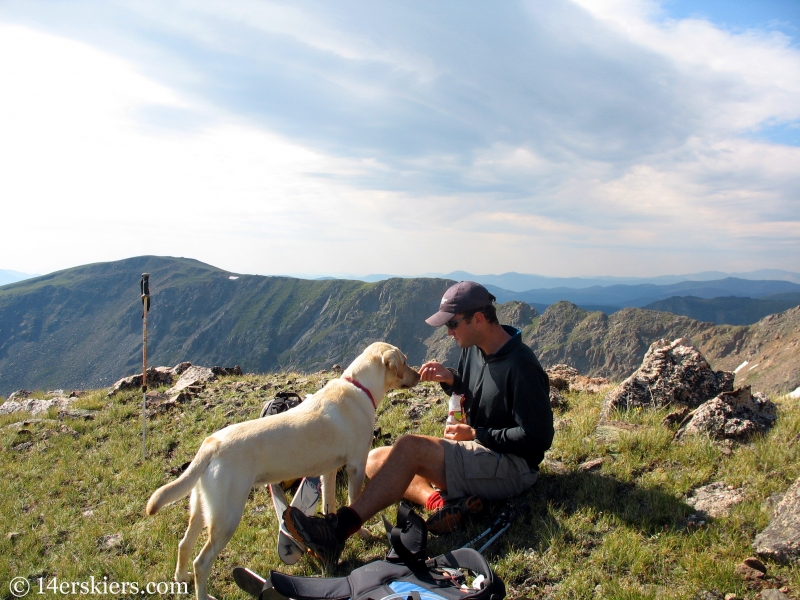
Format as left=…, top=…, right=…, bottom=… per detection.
left=1, top=375, right=798, bottom=599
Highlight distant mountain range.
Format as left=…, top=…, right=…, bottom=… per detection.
left=643, top=293, right=800, bottom=327
left=0, top=256, right=797, bottom=397
left=0, top=269, right=38, bottom=286
left=359, top=269, right=800, bottom=290
left=358, top=270, right=800, bottom=322
left=484, top=278, right=800, bottom=311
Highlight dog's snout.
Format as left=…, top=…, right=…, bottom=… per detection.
left=401, top=365, right=421, bottom=388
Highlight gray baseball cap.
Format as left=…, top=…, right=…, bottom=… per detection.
left=425, top=281, right=495, bottom=326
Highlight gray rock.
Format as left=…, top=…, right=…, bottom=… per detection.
left=549, top=386, right=566, bottom=409
left=58, top=408, right=96, bottom=420
left=686, top=482, right=745, bottom=518
left=578, top=457, right=606, bottom=471
left=211, top=365, right=243, bottom=377
left=602, top=338, right=733, bottom=418
left=546, top=363, right=609, bottom=393
left=7, top=390, right=32, bottom=401
left=165, top=366, right=216, bottom=396
left=547, top=364, right=577, bottom=391
left=760, top=591, right=791, bottom=600
left=541, top=458, right=569, bottom=475
left=694, top=591, right=724, bottom=600
left=172, top=361, right=192, bottom=375
left=98, top=533, right=123, bottom=551
left=0, top=397, right=75, bottom=416
left=675, top=386, right=777, bottom=442
left=107, top=366, right=175, bottom=396
left=754, top=476, right=800, bottom=564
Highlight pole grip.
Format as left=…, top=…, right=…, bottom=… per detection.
left=141, top=273, right=150, bottom=314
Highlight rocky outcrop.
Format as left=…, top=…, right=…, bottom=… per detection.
left=675, top=386, right=776, bottom=442
left=601, top=338, right=733, bottom=418
left=107, top=366, right=183, bottom=396
left=211, top=365, right=243, bottom=377
left=107, top=362, right=242, bottom=408
left=754, top=476, right=800, bottom=564
left=166, top=366, right=216, bottom=395
left=0, top=396, right=75, bottom=416
left=546, top=363, right=609, bottom=394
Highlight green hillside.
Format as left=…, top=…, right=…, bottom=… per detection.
left=1, top=372, right=798, bottom=599
left=2, top=257, right=798, bottom=397
left=0, top=257, right=455, bottom=394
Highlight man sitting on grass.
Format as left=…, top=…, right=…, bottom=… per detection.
left=285, top=281, right=554, bottom=567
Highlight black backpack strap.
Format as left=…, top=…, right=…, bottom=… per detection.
left=270, top=571, right=352, bottom=600
left=271, top=561, right=417, bottom=600
left=385, top=503, right=429, bottom=571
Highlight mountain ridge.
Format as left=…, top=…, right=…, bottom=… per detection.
left=1, top=256, right=797, bottom=397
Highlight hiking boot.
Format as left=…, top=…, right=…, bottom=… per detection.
left=283, top=507, right=344, bottom=569
left=425, top=495, right=483, bottom=535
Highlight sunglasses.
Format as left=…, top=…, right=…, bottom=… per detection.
left=445, top=315, right=469, bottom=330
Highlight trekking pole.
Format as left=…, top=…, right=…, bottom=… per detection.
left=460, top=504, right=514, bottom=549
left=476, top=505, right=529, bottom=554
left=141, top=273, right=150, bottom=460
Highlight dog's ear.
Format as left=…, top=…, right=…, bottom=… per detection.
left=382, top=348, right=405, bottom=379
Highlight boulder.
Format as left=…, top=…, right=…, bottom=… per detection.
left=0, top=396, right=75, bottom=416
left=166, top=366, right=217, bottom=396
left=754, top=476, right=800, bottom=564
left=549, top=387, right=566, bottom=409
left=211, top=365, right=243, bottom=377
left=760, top=591, right=791, bottom=600
left=107, top=366, right=176, bottom=396
left=685, top=481, right=745, bottom=518
left=172, top=361, right=193, bottom=376
left=675, top=387, right=776, bottom=442
left=546, top=363, right=609, bottom=394
left=547, top=364, right=577, bottom=391
left=601, top=338, right=733, bottom=419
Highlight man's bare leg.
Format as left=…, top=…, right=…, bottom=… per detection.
left=351, top=434, right=446, bottom=522
left=366, top=444, right=442, bottom=506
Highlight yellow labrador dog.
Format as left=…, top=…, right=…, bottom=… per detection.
left=146, top=342, right=419, bottom=600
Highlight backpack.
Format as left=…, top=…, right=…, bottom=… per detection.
left=260, top=391, right=304, bottom=418
left=233, top=506, right=506, bottom=600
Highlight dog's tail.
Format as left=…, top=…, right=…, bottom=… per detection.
left=146, top=437, right=220, bottom=516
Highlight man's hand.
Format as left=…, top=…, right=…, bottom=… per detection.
left=419, top=361, right=455, bottom=385
left=444, top=423, right=475, bottom=441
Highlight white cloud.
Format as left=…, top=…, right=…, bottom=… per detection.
left=0, top=1, right=798, bottom=278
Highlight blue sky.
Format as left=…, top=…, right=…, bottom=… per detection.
left=0, top=1, right=798, bottom=279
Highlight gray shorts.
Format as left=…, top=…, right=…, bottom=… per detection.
left=441, top=440, right=538, bottom=501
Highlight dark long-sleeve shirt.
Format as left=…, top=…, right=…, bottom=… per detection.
left=442, top=325, right=554, bottom=469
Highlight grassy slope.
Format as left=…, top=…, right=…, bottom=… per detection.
left=2, top=373, right=799, bottom=599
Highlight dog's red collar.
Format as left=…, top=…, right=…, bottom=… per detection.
left=343, top=376, right=377, bottom=410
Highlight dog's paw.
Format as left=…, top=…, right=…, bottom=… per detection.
left=355, top=527, right=372, bottom=540
left=174, top=570, right=193, bottom=584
